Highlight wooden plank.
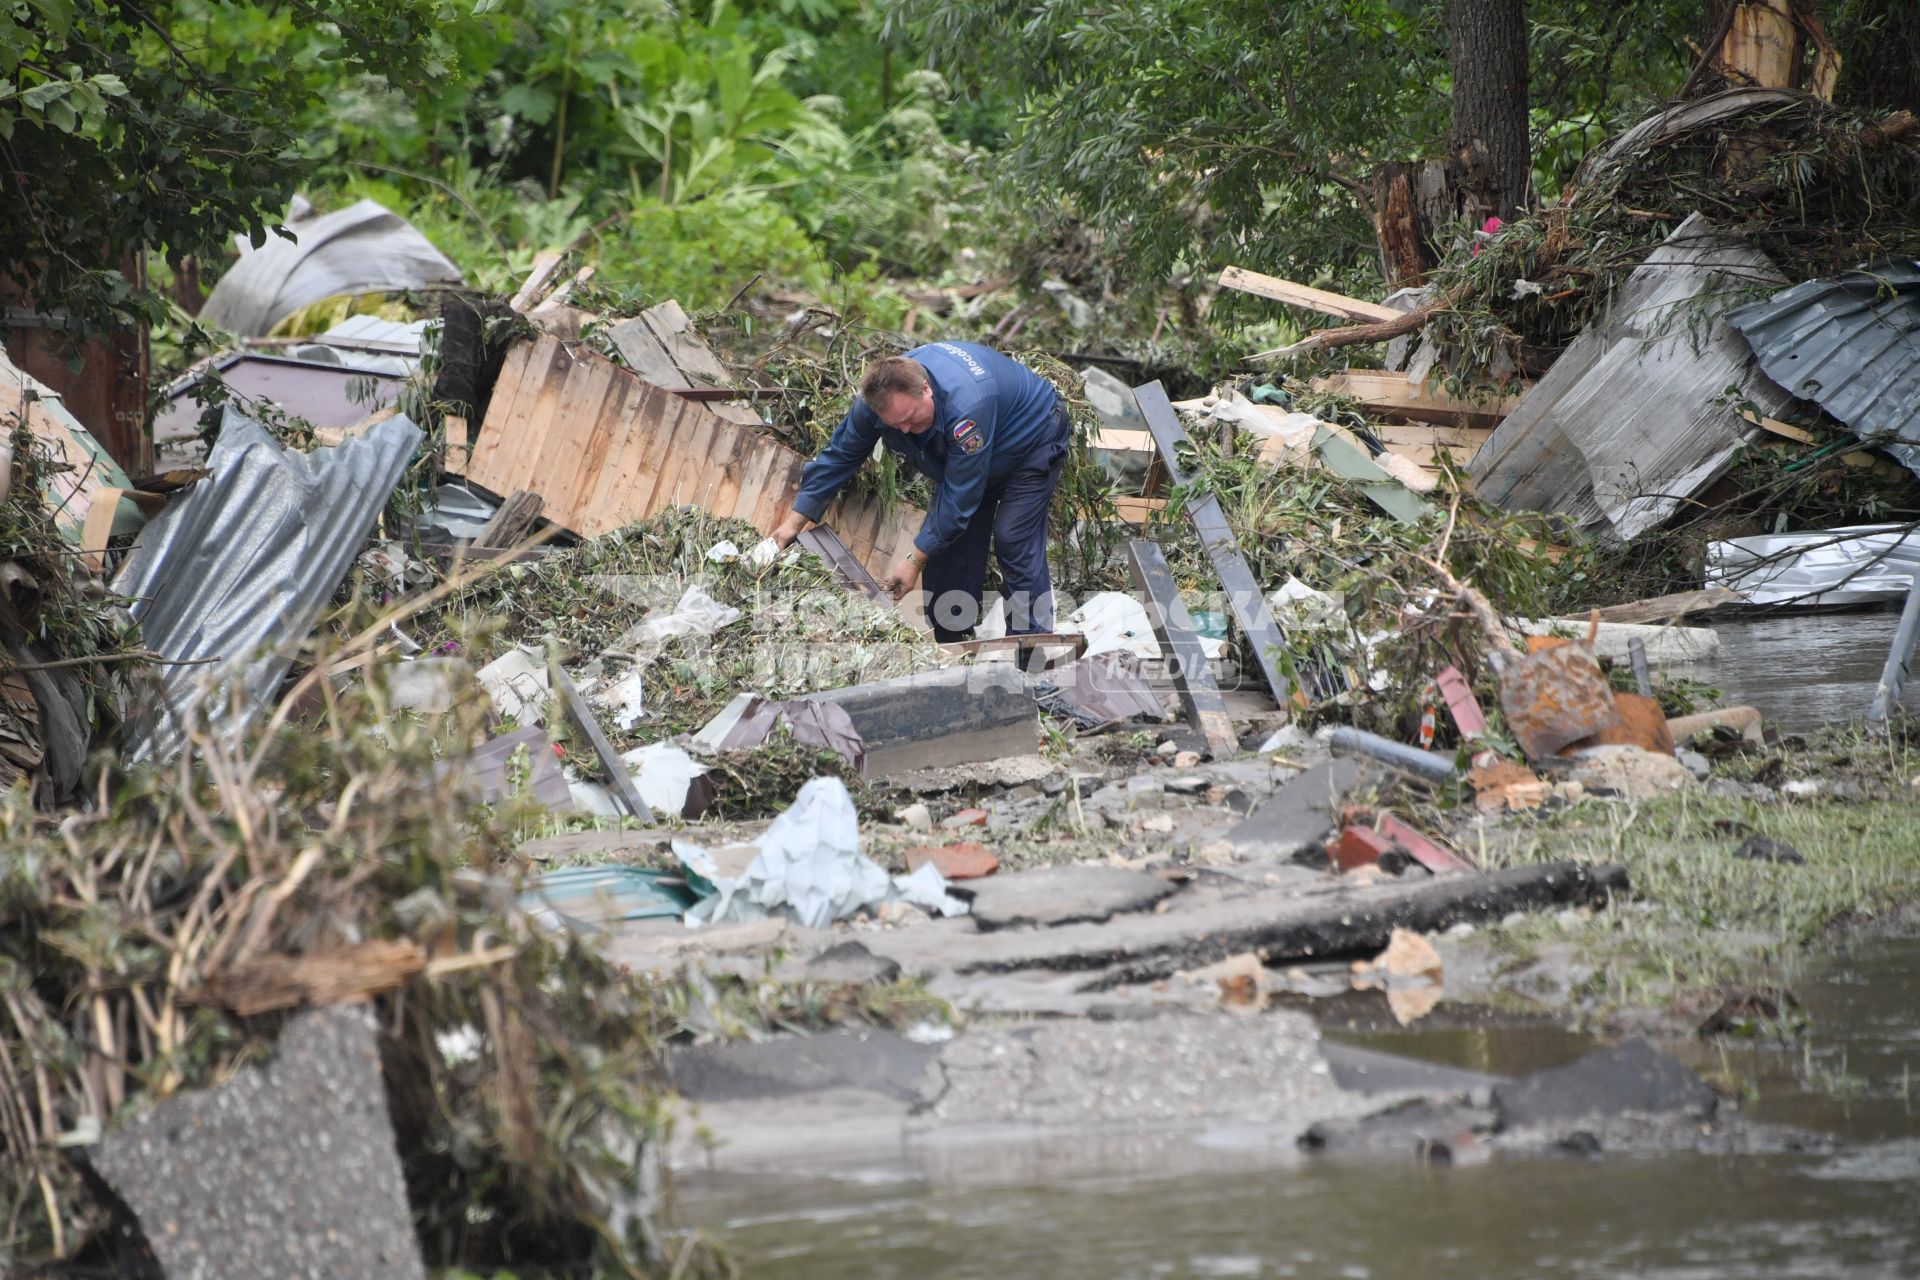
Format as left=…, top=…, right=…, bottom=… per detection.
left=547, top=353, right=620, bottom=515
left=1311, top=371, right=1522, bottom=429
left=550, top=661, right=652, bottom=822
left=1113, top=496, right=1168, bottom=524
left=730, top=438, right=784, bottom=535
left=660, top=400, right=719, bottom=512
left=1372, top=422, right=1496, bottom=450
left=463, top=340, right=536, bottom=477
left=78, top=485, right=125, bottom=574
left=1127, top=539, right=1239, bottom=757
left=1133, top=379, right=1298, bottom=709
left=473, top=490, right=544, bottom=548
left=1218, top=266, right=1401, bottom=325
left=1738, top=408, right=1816, bottom=444
left=1577, top=587, right=1740, bottom=626
left=617, top=384, right=679, bottom=523
left=509, top=252, right=565, bottom=313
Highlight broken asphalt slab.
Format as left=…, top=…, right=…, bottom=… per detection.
left=863, top=861, right=1628, bottom=990
left=964, top=864, right=1180, bottom=931
left=86, top=1003, right=426, bottom=1280
left=667, top=1028, right=938, bottom=1104
left=1223, top=757, right=1363, bottom=859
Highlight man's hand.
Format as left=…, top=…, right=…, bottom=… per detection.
left=769, top=508, right=811, bottom=549
left=884, top=555, right=924, bottom=602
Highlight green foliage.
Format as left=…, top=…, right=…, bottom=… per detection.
left=0, top=0, right=457, bottom=336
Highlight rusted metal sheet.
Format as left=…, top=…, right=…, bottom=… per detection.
left=1496, top=644, right=1620, bottom=761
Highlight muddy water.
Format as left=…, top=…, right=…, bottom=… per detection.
left=673, top=936, right=1920, bottom=1277
left=1688, top=608, right=1920, bottom=729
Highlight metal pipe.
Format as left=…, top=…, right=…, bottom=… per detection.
left=1326, top=726, right=1457, bottom=782
left=1866, top=568, right=1920, bottom=725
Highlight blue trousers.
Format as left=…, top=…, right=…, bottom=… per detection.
left=922, top=417, right=1068, bottom=644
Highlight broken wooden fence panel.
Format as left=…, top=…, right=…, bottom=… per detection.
left=461, top=335, right=921, bottom=579
left=1131, top=379, right=1298, bottom=710
left=1126, top=539, right=1238, bottom=758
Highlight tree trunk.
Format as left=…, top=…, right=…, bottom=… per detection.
left=1445, top=0, right=1532, bottom=225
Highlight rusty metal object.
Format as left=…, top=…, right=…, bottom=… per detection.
left=1496, top=643, right=1620, bottom=761
left=1565, top=691, right=1674, bottom=757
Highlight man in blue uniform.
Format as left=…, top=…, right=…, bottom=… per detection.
left=768, top=343, right=1070, bottom=643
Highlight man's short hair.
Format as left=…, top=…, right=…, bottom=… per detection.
left=860, top=356, right=928, bottom=405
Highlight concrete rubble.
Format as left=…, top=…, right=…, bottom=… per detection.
left=87, top=1004, right=427, bottom=1280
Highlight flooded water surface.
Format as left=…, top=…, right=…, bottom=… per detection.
left=674, top=937, right=1920, bottom=1278
left=1687, top=608, right=1920, bottom=729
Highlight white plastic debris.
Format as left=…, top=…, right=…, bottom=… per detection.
left=1706, top=524, right=1920, bottom=608
left=477, top=648, right=550, bottom=724
left=636, top=584, right=742, bottom=646
left=746, top=537, right=781, bottom=571
left=593, top=669, right=648, bottom=730
left=706, top=540, right=742, bottom=562
left=567, top=779, right=621, bottom=816
left=619, top=743, right=706, bottom=818
left=1059, top=591, right=1161, bottom=660
left=675, top=777, right=968, bottom=929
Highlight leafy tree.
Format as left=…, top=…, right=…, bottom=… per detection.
left=886, top=0, right=1704, bottom=288
left=0, top=0, right=456, bottom=337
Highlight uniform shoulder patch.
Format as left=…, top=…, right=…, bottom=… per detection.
left=951, top=419, right=985, bottom=454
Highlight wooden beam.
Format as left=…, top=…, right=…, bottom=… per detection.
left=1127, top=539, right=1240, bottom=758
left=1133, top=379, right=1299, bottom=709
left=1577, top=586, right=1739, bottom=626
left=1738, top=408, right=1816, bottom=444
left=509, top=252, right=565, bottom=313
left=473, top=489, right=544, bottom=548
left=550, top=661, right=653, bottom=822
left=1310, top=371, right=1522, bottom=429
left=1218, top=266, right=1400, bottom=325
left=78, top=486, right=125, bottom=575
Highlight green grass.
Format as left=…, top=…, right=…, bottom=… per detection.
left=1467, top=745, right=1920, bottom=1019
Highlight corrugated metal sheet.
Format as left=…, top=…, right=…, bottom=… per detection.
left=114, top=409, right=424, bottom=762
left=199, top=199, right=463, bottom=336
left=1470, top=213, right=1792, bottom=541
left=1728, top=261, right=1920, bottom=478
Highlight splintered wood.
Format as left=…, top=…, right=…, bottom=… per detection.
left=462, top=335, right=923, bottom=577
left=204, top=940, right=427, bottom=1017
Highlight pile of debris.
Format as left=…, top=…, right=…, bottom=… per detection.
left=4, top=87, right=1917, bottom=1268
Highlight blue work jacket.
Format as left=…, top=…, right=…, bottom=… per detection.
left=790, top=342, right=1064, bottom=557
